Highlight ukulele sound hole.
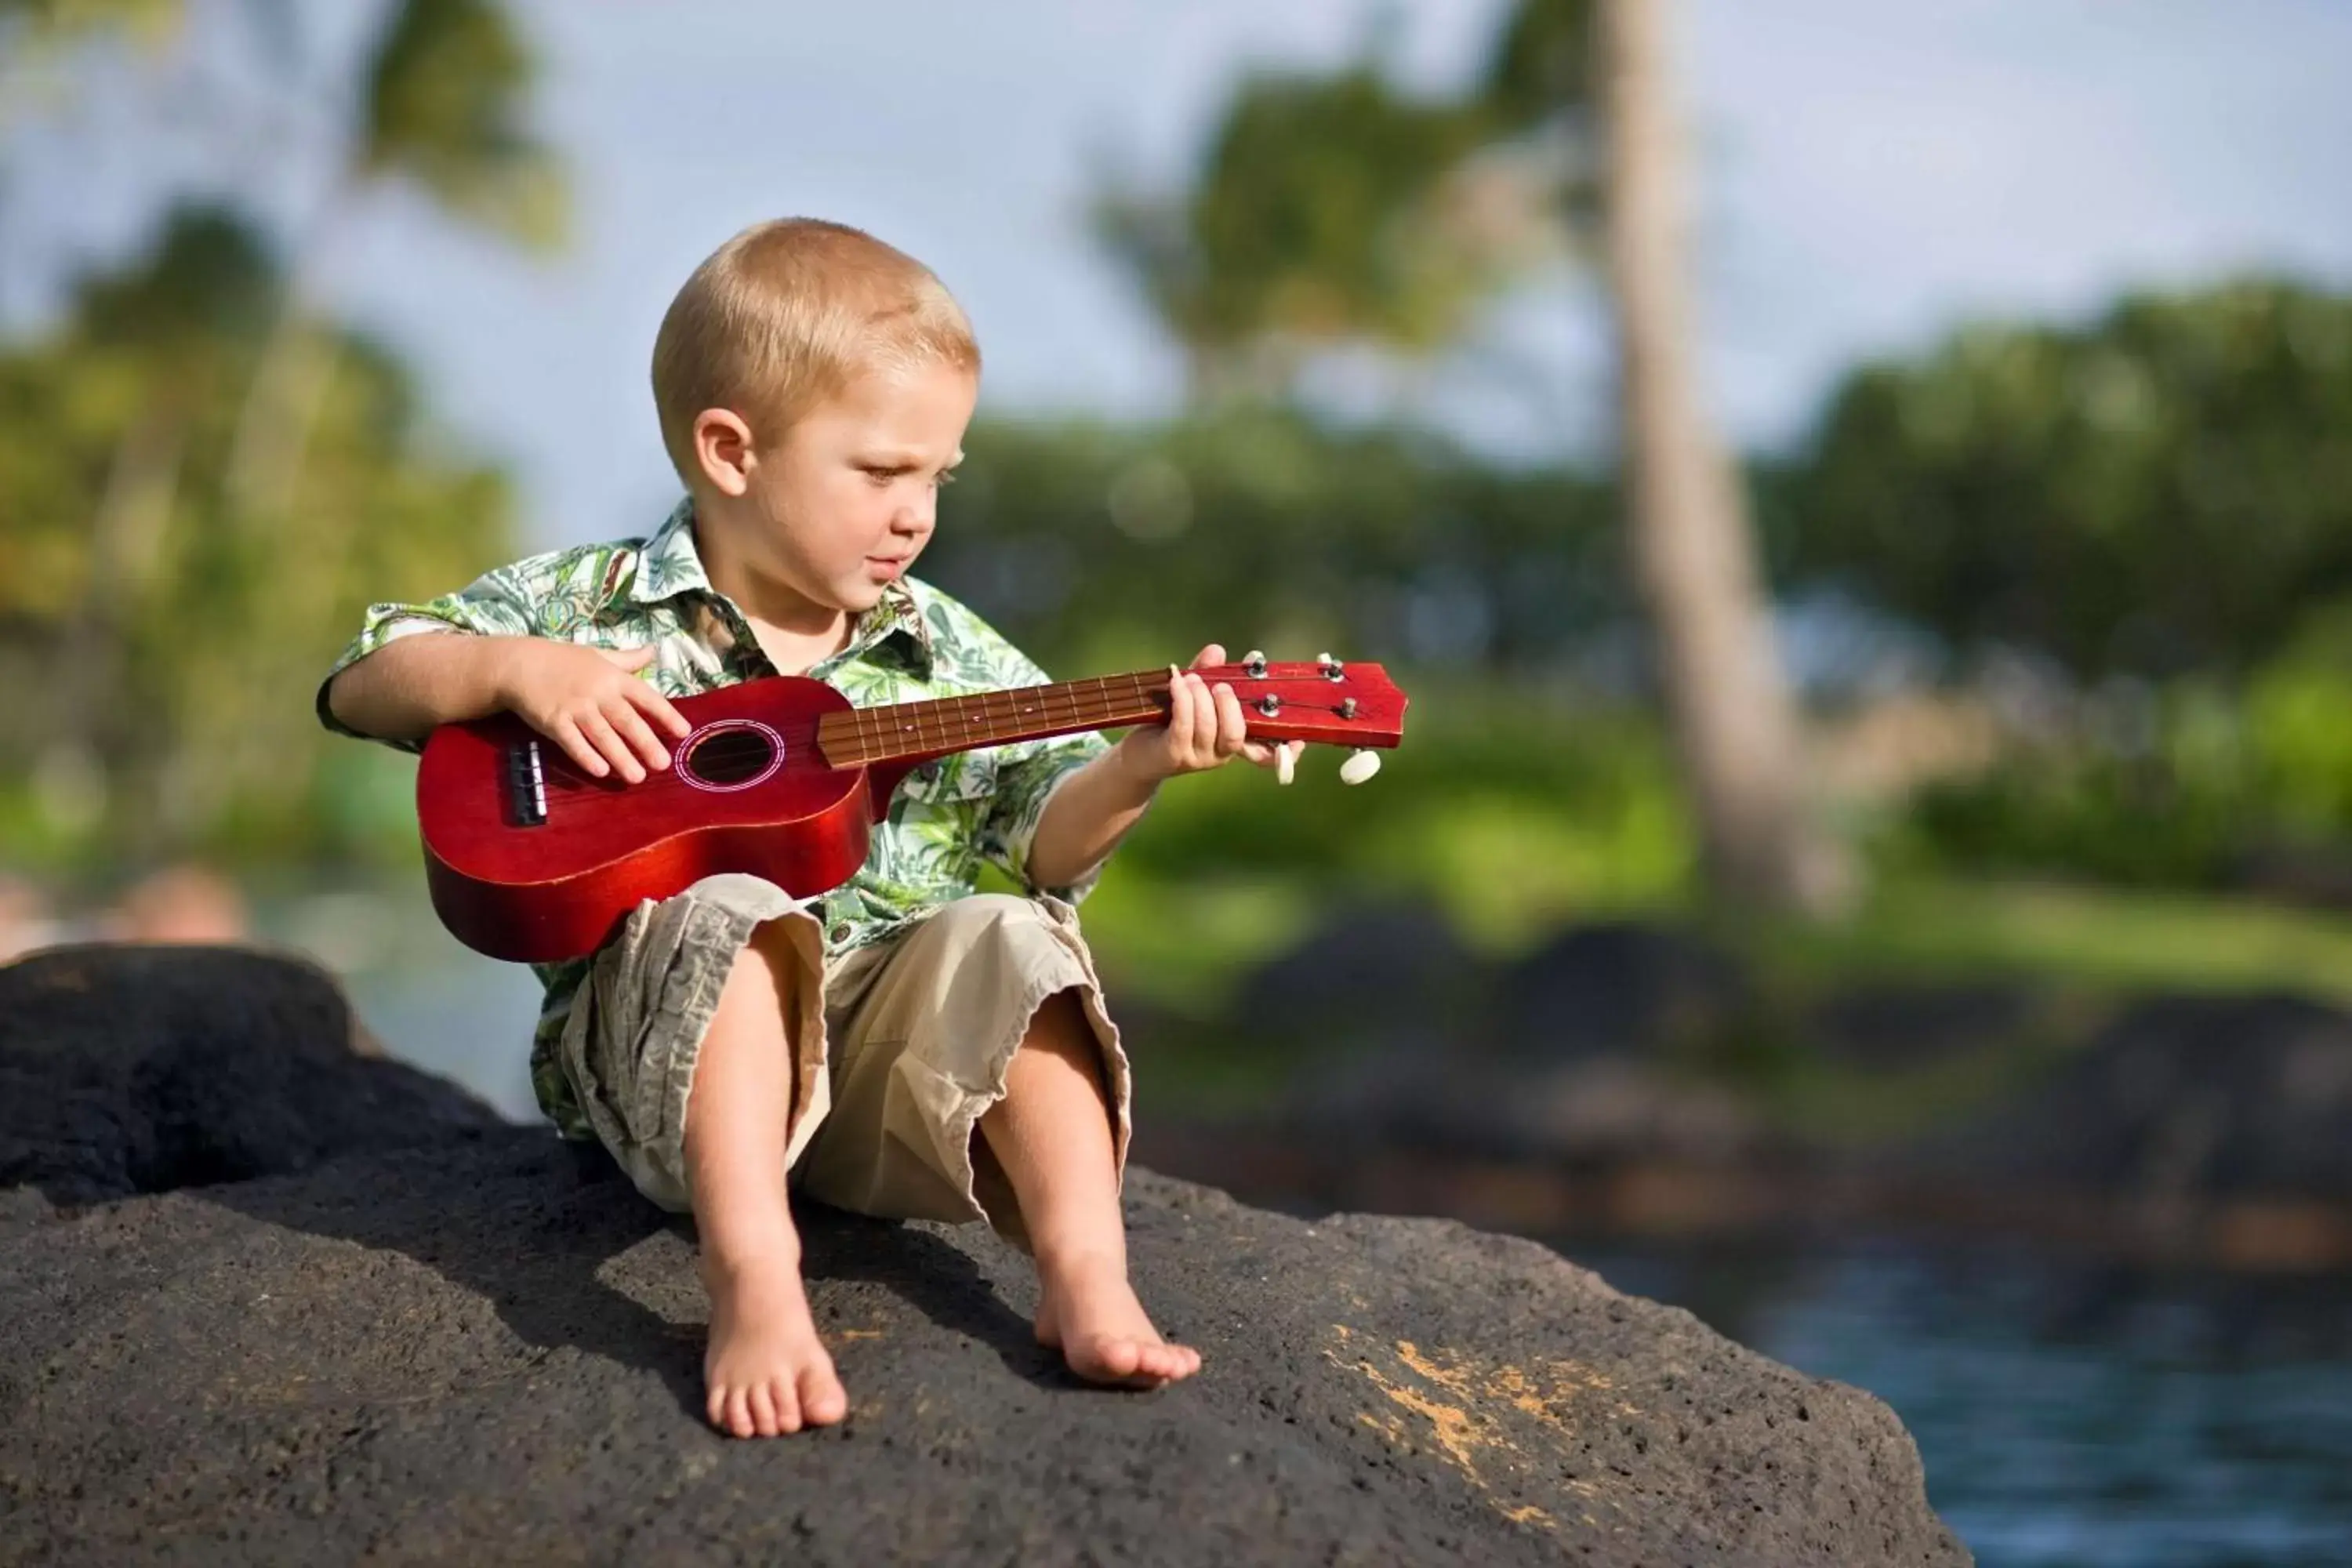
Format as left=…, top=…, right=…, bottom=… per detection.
left=677, top=720, right=785, bottom=792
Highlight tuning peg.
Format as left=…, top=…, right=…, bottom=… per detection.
left=1243, top=649, right=1268, bottom=678
left=1276, top=739, right=1298, bottom=786
left=1339, top=748, right=1381, bottom=785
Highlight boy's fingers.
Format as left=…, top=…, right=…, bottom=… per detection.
left=606, top=699, right=671, bottom=771
left=1164, top=663, right=1191, bottom=737
left=1189, top=642, right=1225, bottom=672
left=550, top=717, right=609, bottom=779
left=1212, top=681, right=1249, bottom=756
left=627, top=681, right=692, bottom=739
left=1189, top=675, right=1220, bottom=758
left=578, top=710, right=644, bottom=783
left=596, top=644, right=660, bottom=671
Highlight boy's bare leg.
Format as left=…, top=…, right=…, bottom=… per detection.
left=684, top=920, right=848, bottom=1438
left=974, top=989, right=1202, bottom=1388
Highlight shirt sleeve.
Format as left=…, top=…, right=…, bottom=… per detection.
left=314, top=563, right=537, bottom=753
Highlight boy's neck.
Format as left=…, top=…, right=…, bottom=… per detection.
left=687, top=498, right=852, bottom=663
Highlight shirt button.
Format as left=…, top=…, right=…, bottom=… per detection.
left=829, top=921, right=853, bottom=945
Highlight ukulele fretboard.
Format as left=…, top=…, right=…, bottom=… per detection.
left=815, top=670, right=1172, bottom=768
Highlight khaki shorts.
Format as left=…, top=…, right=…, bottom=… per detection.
left=554, top=875, right=1131, bottom=1254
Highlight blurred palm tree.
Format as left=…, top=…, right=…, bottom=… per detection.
left=212, top=0, right=564, bottom=799
left=1093, top=0, right=1845, bottom=914
left=0, top=0, right=553, bottom=863
left=1589, top=0, right=1840, bottom=911
left=224, top=0, right=565, bottom=526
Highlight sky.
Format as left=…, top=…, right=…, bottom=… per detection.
left=7, top=0, right=2351, bottom=552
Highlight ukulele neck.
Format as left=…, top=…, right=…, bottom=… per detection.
left=815, top=670, right=1171, bottom=768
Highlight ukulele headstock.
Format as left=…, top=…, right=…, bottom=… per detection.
left=1196, top=652, right=1407, bottom=749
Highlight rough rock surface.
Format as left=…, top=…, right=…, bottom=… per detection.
left=0, top=1136, right=1965, bottom=1567
left=0, top=944, right=506, bottom=1203
left=0, top=949, right=1968, bottom=1566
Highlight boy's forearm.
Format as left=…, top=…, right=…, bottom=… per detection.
left=326, top=631, right=521, bottom=742
left=1023, top=750, right=1159, bottom=892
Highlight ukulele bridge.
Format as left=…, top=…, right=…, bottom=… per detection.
left=506, top=739, right=549, bottom=827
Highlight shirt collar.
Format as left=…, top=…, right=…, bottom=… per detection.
left=632, top=497, right=934, bottom=677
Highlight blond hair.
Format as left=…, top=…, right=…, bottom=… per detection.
left=651, top=218, right=979, bottom=485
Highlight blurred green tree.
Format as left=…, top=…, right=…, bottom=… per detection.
left=927, top=407, right=1624, bottom=677
left=0, top=0, right=554, bottom=868
left=1091, top=0, right=1842, bottom=913
left=1092, top=63, right=1517, bottom=403
left=0, top=205, right=517, bottom=866
left=1777, top=280, right=2352, bottom=681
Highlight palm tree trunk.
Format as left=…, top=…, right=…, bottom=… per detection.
left=1595, top=0, right=1846, bottom=913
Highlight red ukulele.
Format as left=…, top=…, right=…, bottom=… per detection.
left=416, top=655, right=1408, bottom=962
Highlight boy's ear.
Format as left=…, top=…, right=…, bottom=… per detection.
left=691, top=408, right=757, bottom=497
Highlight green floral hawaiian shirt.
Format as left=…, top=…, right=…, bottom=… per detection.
left=318, top=498, right=1110, bottom=1137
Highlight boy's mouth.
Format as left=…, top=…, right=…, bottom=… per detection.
left=865, top=555, right=909, bottom=580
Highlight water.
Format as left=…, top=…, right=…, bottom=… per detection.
left=331, top=920, right=2352, bottom=1568
left=1570, top=1238, right=2352, bottom=1568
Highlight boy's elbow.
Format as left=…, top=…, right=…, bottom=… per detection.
left=323, top=657, right=422, bottom=744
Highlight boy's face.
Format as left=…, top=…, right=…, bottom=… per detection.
left=705, top=358, right=976, bottom=622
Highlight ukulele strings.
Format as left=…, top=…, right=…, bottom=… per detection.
left=532, top=665, right=1346, bottom=800
left=536, top=673, right=1178, bottom=798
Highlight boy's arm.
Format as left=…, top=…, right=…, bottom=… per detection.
left=1021, top=748, right=1160, bottom=895
left=995, top=642, right=1289, bottom=896
left=327, top=633, right=688, bottom=782
left=318, top=571, right=541, bottom=754
left=319, top=566, right=688, bottom=779
left=324, top=632, right=525, bottom=745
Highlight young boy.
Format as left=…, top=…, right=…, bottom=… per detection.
left=319, top=218, right=1294, bottom=1439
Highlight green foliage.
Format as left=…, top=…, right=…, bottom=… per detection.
left=1054, top=683, right=1697, bottom=1016
left=0, top=0, right=176, bottom=52
left=1479, top=0, right=1599, bottom=132
left=1871, top=597, right=2352, bottom=890
left=1094, top=0, right=1594, bottom=401
left=360, top=0, right=567, bottom=251
left=925, top=407, right=1624, bottom=680
left=1094, top=65, right=1501, bottom=394
left=0, top=204, right=519, bottom=868
left=0, top=0, right=565, bottom=873
left=1778, top=278, right=2352, bottom=679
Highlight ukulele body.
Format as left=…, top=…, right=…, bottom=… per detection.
left=414, top=655, right=1407, bottom=965
left=416, top=675, right=917, bottom=964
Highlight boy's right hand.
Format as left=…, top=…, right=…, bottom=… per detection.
left=496, top=641, right=692, bottom=784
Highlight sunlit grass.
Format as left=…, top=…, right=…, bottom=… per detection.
left=1746, top=875, right=2352, bottom=1007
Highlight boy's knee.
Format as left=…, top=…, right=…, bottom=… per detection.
left=733, top=909, right=819, bottom=990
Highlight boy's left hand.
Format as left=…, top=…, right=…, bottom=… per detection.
left=1112, top=643, right=1303, bottom=788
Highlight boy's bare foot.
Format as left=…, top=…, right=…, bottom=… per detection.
left=1033, top=1250, right=1202, bottom=1388
left=702, top=1250, right=849, bottom=1438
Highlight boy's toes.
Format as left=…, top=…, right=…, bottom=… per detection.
left=801, top=1368, right=848, bottom=1425
left=724, top=1388, right=755, bottom=1439
left=1143, top=1342, right=1195, bottom=1381
left=749, top=1383, right=780, bottom=1438
left=770, top=1376, right=803, bottom=1434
